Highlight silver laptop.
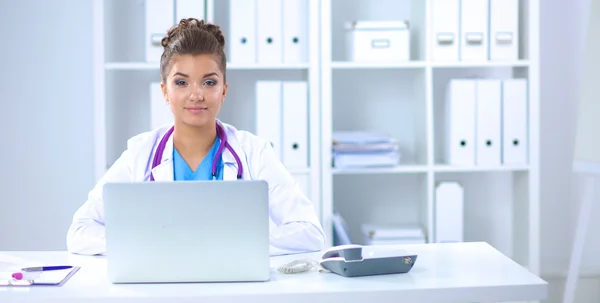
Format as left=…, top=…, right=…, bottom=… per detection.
left=102, top=180, right=271, bottom=283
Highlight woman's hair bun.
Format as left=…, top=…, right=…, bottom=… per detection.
left=161, top=18, right=225, bottom=52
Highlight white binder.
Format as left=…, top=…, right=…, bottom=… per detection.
left=282, top=81, right=309, bottom=170
left=150, top=83, right=173, bottom=130
left=489, top=0, right=519, bottom=61
left=460, top=0, right=489, bottom=61
left=256, top=0, right=283, bottom=64
left=282, top=0, right=309, bottom=64
left=431, top=0, right=460, bottom=61
left=502, top=79, right=528, bottom=165
left=229, top=0, right=256, bottom=64
left=475, top=80, right=502, bottom=166
left=255, top=81, right=282, bottom=159
left=435, top=182, right=464, bottom=243
left=175, top=0, right=205, bottom=22
left=445, top=79, right=476, bottom=165
left=145, top=0, right=175, bottom=62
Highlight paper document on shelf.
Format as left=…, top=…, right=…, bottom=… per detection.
left=333, top=141, right=399, bottom=152
left=333, top=151, right=400, bottom=168
left=332, top=131, right=395, bottom=144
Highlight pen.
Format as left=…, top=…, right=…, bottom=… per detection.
left=21, top=266, right=72, bottom=272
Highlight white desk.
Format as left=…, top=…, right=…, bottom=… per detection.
left=0, top=242, right=547, bottom=303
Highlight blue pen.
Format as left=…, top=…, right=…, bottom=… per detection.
left=21, top=266, right=73, bottom=272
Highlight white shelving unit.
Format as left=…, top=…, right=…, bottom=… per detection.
left=319, top=0, right=540, bottom=276
left=93, top=0, right=540, bottom=276
left=92, top=0, right=322, bottom=214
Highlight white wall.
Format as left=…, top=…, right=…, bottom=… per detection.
left=0, top=0, right=95, bottom=250
left=540, top=0, right=600, bottom=301
left=0, top=0, right=598, bottom=300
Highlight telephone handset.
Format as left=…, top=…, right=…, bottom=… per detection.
left=277, top=244, right=418, bottom=277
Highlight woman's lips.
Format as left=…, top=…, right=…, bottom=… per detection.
left=185, top=107, right=207, bottom=114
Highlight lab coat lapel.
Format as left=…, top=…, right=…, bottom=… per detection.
left=221, top=132, right=241, bottom=181
left=150, top=132, right=174, bottom=181
left=222, top=162, right=238, bottom=180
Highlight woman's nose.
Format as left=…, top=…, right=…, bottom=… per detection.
left=189, top=83, right=204, bottom=101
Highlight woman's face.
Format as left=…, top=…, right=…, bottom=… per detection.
left=161, top=54, right=227, bottom=128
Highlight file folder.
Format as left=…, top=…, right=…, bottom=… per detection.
left=435, top=182, right=464, bottom=243
left=475, top=80, right=502, bottom=166
left=175, top=0, right=205, bottom=22
left=489, top=0, right=519, bottom=61
left=145, top=0, right=175, bottom=62
left=256, top=81, right=282, bottom=159
left=150, top=83, right=173, bottom=129
left=282, top=0, right=309, bottom=63
left=445, top=79, right=476, bottom=165
left=460, top=0, right=489, bottom=61
left=431, top=0, right=460, bottom=61
left=256, top=0, right=283, bottom=64
left=502, top=79, right=528, bottom=165
left=229, top=0, right=256, bottom=63
left=282, top=81, right=309, bottom=169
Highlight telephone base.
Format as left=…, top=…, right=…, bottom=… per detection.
left=320, top=255, right=418, bottom=278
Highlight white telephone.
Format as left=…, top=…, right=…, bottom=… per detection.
left=277, top=244, right=418, bottom=277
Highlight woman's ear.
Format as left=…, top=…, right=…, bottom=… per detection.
left=222, top=82, right=228, bottom=101
left=160, top=82, right=168, bottom=103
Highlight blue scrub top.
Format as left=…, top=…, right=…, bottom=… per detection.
left=173, top=137, right=223, bottom=181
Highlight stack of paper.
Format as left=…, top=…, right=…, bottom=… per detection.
left=361, top=224, right=427, bottom=245
left=332, top=131, right=400, bottom=168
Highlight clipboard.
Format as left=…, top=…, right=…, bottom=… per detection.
left=0, top=266, right=80, bottom=287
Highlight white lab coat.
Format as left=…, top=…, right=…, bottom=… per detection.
left=66, top=121, right=325, bottom=256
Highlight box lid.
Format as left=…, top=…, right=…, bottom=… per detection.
left=345, top=20, right=409, bottom=31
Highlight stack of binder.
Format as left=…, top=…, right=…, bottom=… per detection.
left=361, top=224, right=426, bottom=246
left=332, top=131, right=400, bottom=169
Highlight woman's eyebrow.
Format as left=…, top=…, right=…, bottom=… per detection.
left=172, top=72, right=219, bottom=78
left=173, top=72, right=189, bottom=78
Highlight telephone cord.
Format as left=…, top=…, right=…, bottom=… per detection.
left=276, top=259, right=329, bottom=274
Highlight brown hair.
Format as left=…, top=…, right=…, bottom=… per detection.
left=160, top=18, right=227, bottom=82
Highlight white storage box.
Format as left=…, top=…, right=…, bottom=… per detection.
left=345, top=20, right=411, bottom=62
left=361, top=224, right=426, bottom=245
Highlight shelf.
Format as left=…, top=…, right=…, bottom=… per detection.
left=429, top=60, right=530, bottom=68
left=433, top=165, right=530, bottom=173
left=331, top=61, right=426, bottom=69
left=227, top=63, right=310, bottom=70
left=105, top=60, right=528, bottom=70
left=105, top=62, right=310, bottom=71
left=332, top=165, right=428, bottom=175
left=105, top=62, right=159, bottom=70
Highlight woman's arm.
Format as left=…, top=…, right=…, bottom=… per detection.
left=253, top=140, right=326, bottom=255
left=66, top=150, right=133, bottom=255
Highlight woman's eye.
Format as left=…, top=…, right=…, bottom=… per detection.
left=204, top=80, right=217, bottom=86
left=175, top=80, right=187, bottom=86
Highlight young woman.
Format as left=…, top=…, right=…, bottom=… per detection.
left=66, top=18, right=325, bottom=256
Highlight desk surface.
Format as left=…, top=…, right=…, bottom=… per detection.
left=0, top=242, right=547, bottom=303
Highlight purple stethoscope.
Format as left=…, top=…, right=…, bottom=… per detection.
left=149, top=122, right=244, bottom=181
